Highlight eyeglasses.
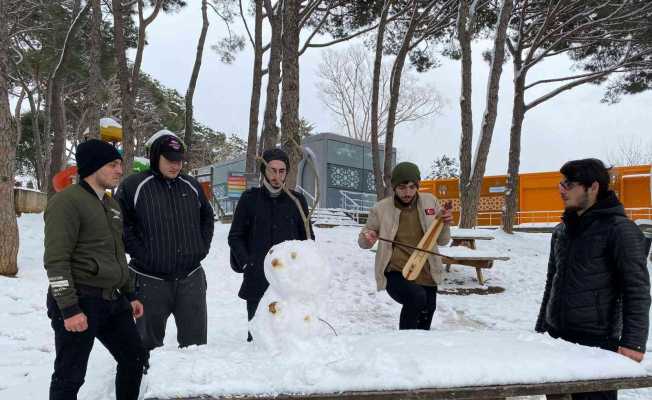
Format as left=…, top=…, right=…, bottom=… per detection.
left=559, top=180, right=580, bottom=191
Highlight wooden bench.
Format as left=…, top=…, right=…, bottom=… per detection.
left=442, top=254, right=509, bottom=285
left=148, top=376, right=652, bottom=400
left=443, top=229, right=507, bottom=285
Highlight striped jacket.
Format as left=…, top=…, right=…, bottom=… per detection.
left=116, top=171, right=214, bottom=280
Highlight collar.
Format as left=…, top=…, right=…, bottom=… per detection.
left=79, top=180, right=105, bottom=201
left=262, top=179, right=283, bottom=197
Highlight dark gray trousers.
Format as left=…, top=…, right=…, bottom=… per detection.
left=132, top=267, right=207, bottom=350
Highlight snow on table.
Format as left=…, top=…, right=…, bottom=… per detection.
left=439, top=246, right=509, bottom=260
left=450, top=228, right=496, bottom=240
left=145, top=331, right=646, bottom=399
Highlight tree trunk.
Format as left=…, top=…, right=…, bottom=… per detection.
left=0, top=0, right=19, bottom=276
left=24, top=88, right=46, bottom=190
left=86, top=0, right=102, bottom=139
left=47, top=2, right=91, bottom=195
left=112, top=0, right=134, bottom=174
left=48, top=80, right=66, bottom=194
left=459, top=0, right=513, bottom=228
left=184, top=0, right=210, bottom=156
left=260, top=2, right=283, bottom=152
left=371, top=0, right=392, bottom=199
left=245, top=0, right=264, bottom=174
left=503, top=67, right=526, bottom=233
left=383, top=3, right=420, bottom=199
left=457, top=0, right=475, bottom=227
left=280, top=0, right=301, bottom=189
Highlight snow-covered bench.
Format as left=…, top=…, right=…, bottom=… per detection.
left=439, top=247, right=509, bottom=285
left=143, top=331, right=652, bottom=400
left=446, top=229, right=506, bottom=285
left=450, top=228, right=496, bottom=250
left=147, top=377, right=652, bottom=400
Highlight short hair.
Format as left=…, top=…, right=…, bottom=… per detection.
left=560, top=158, right=611, bottom=198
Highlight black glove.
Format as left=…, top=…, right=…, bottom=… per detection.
left=230, top=252, right=248, bottom=273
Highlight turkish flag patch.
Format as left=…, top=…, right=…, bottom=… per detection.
left=425, top=208, right=436, bottom=215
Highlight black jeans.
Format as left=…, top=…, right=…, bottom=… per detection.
left=385, top=270, right=437, bottom=330
left=133, top=267, right=208, bottom=350
left=47, top=292, right=145, bottom=400
left=554, top=330, right=618, bottom=400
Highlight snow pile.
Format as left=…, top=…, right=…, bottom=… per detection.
left=148, top=331, right=648, bottom=399
left=250, top=240, right=333, bottom=352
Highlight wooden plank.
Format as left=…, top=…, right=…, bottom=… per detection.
left=450, top=236, right=494, bottom=241
left=403, top=218, right=445, bottom=281
left=442, top=256, right=509, bottom=262
left=147, top=376, right=652, bottom=400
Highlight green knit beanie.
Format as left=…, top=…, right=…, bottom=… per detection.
left=391, top=162, right=421, bottom=188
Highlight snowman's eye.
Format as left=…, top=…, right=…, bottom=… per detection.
left=290, top=252, right=297, bottom=260
left=269, top=249, right=274, bottom=254
left=271, top=258, right=283, bottom=268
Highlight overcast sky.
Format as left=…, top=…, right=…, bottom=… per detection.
left=138, top=2, right=652, bottom=176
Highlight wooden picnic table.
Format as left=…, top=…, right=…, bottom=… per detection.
left=450, top=229, right=496, bottom=250
left=148, top=376, right=652, bottom=400
left=445, top=230, right=505, bottom=285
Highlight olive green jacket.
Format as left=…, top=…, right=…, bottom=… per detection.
left=44, top=182, right=135, bottom=318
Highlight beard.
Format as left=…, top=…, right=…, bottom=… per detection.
left=395, top=193, right=416, bottom=206
left=564, top=192, right=590, bottom=213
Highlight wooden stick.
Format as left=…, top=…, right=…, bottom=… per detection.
left=377, top=236, right=446, bottom=258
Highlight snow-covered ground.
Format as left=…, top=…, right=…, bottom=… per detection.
left=2, top=214, right=652, bottom=399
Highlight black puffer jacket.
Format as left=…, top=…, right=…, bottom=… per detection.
left=228, top=186, right=314, bottom=300
left=535, top=192, right=650, bottom=352
left=115, top=136, right=214, bottom=280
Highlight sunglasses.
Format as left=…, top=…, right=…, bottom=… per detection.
left=559, top=179, right=580, bottom=190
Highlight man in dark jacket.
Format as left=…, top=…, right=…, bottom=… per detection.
left=536, top=158, right=650, bottom=400
left=116, top=133, right=214, bottom=355
left=228, top=148, right=314, bottom=341
left=44, top=139, right=145, bottom=400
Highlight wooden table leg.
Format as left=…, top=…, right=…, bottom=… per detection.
left=476, top=268, right=484, bottom=285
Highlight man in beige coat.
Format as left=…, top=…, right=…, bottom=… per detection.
left=359, top=162, right=452, bottom=330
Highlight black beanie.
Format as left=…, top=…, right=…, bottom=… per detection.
left=76, top=139, right=122, bottom=179
left=260, top=148, right=290, bottom=175
left=391, top=162, right=421, bottom=188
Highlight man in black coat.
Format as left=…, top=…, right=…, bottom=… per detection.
left=228, top=148, right=314, bottom=341
left=116, top=133, right=214, bottom=357
left=536, top=158, right=650, bottom=400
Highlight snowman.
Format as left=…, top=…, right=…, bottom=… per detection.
left=249, top=240, right=333, bottom=352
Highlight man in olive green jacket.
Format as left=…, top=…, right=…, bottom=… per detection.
left=44, top=139, right=145, bottom=400
left=359, top=162, right=452, bottom=330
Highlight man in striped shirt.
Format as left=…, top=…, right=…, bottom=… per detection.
left=116, top=133, right=214, bottom=364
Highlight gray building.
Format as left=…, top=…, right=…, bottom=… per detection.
left=199, top=132, right=396, bottom=215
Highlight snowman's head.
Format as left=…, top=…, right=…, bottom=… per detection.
left=263, top=240, right=331, bottom=299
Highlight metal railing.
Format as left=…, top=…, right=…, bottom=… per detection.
left=339, top=190, right=376, bottom=223
left=340, top=190, right=376, bottom=212
left=626, top=208, right=652, bottom=221
left=296, top=185, right=318, bottom=208
left=475, top=208, right=652, bottom=227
